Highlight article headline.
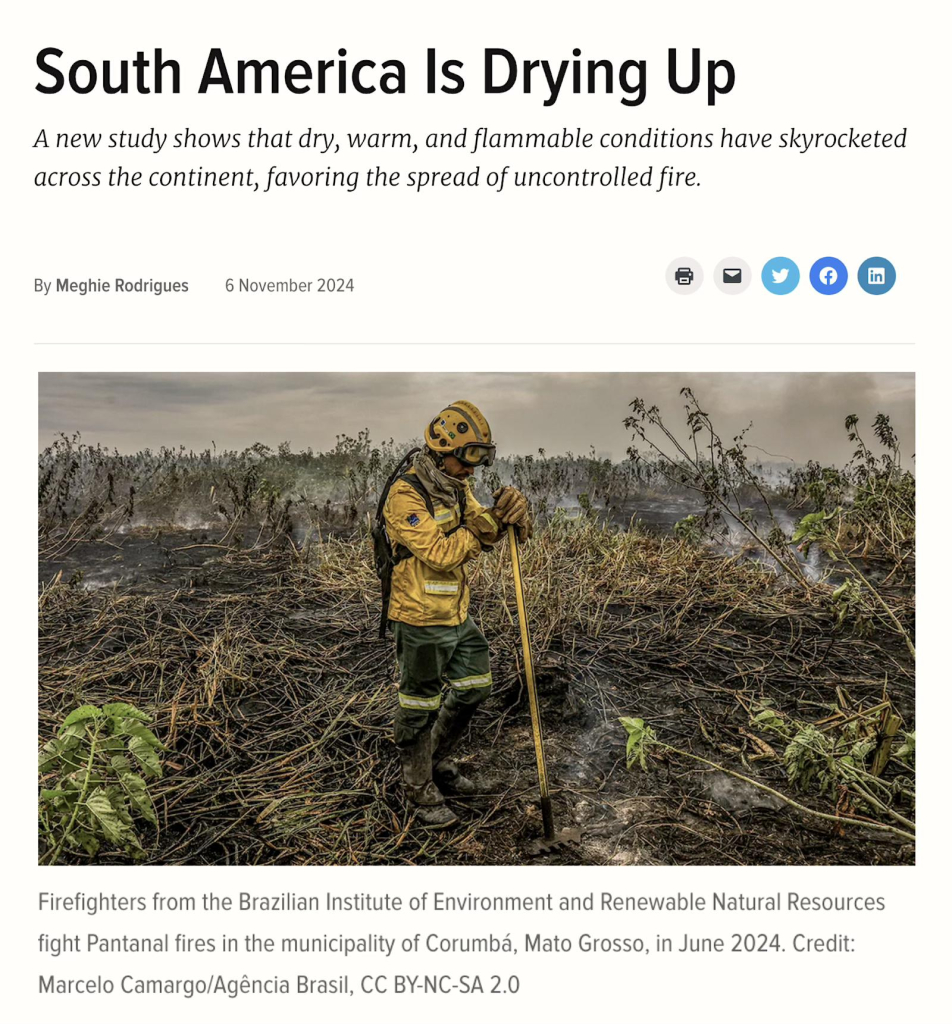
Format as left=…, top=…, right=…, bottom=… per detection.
left=35, top=47, right=735, bottom=106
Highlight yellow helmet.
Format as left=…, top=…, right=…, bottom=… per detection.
left=425, top=401, right=496, bottom=467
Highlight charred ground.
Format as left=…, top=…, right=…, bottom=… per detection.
left=38, top=517, right=914, bottom=867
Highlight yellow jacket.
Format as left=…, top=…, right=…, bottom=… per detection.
left=384, top=469, right=500, bottom=626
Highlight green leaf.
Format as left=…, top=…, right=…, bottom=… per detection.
left=119, top=772, right=157, bottom=825
left=619, top=716, right=657, bottom=771
left=895, top=731, right=916, bottom=764
left=58, top=722, right=88, bottom=742
left=128, top=735, right=162, bottom=778
left=84, top=788, right=126, bottom=844
left=849, top=738, right=875, bottom=763
left=66, top=829, right=100, bottom=857
left=105, top=786, right=136, bottom=828
left=103, top=703, right=150, bottom=722
left=751, top=709, right=788, bottom=737
left=40, top=787, right=77, bottom=808
left=124, top=722, right=165, bottom=750
left=619, top=716, right=644, bottom=733
left=39, top=736, right=85, bottom=773
left=62, top=705, right=102, bottom=728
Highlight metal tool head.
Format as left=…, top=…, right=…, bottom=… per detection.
left=527, top=828, right=582, bottom=856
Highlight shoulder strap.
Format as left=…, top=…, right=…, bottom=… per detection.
left=375, top=447, right=420, bottom=523
left=397, top=472, right=435, bottom=518
left=373, top=448, right=426, bottom=642
left=400, top=472, right=467, bottom=524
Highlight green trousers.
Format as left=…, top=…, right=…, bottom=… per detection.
left=392, top=617, right=493, bottom=748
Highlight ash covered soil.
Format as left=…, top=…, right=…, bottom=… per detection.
left=38, top=524, right=915, bottom=867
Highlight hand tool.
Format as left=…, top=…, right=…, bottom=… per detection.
left=507, top=525, right=581, bottom=855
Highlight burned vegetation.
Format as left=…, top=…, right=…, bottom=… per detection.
left=38, top=395, right=915, bottom=866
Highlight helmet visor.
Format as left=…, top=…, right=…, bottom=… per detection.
left=454, top=442, right=496, bottom=468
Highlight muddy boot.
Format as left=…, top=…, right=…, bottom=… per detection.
left=399, top=731, right=458, bottom=827
left=431, top=703, right=478, bottom=795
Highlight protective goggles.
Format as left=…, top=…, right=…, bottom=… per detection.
left=453, top=442, right=496, bottom=468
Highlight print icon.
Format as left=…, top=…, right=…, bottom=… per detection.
left=809, top=257, right=848, bottom=295
left=666, top=257, right=703, bottom=294
left=761, top=257, right=800, bottom=295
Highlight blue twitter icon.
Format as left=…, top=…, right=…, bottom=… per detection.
left=761, top=257, right=800, bottom=295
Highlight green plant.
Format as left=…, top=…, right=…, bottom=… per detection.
left=793, top=510, right=915, bottom=657
left=39, top=702, right=164, bottom=864
left=619, top=715, right=914, bottom=843
left=829, top=578, right=865, bottom=629
left=620, top=717, right=657, bottom=769
left=673, top=514, right=703, bottom=545
left=895, top=731, right=915, bottom=765
left=784, top=414, right=914, bottom=565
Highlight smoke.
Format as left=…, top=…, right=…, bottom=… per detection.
left=39, top=372, right=914, bottom=466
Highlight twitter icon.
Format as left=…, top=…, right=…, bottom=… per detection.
left=762, top=257, right=800, bottom=295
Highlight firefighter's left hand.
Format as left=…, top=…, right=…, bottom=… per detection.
left=492, top=486, right=530, bottom=525
left=493, top=487, right=532, bottom=543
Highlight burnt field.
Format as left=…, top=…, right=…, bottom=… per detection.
left=38, top=402, right=915, bottom=866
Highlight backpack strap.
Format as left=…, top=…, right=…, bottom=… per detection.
left=372, top=449, right=418, bottom=640
left=397, top=473, right=435, bottom=518
left=393, top=475, right=466, bottom=548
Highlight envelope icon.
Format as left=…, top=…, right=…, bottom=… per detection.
left=722, top=268, right=742, bottom=284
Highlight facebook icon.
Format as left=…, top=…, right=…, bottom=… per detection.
left=810, top=257, right=848, bottom=295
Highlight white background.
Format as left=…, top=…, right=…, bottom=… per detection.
left=7, top=2, right=945, bottom=1022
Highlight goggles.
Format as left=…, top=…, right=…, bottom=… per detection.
left=453, top=442, right=496, bottom=468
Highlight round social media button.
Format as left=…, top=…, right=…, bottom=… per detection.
left=761, top=257, right=800, bottom=295
left=809, top=257, right=848, bottom=295
left=714, top=257, right=751, bottom=294
left=666, top=257, right=703, bottom=294
left=857, top=257, right=896, bottom=295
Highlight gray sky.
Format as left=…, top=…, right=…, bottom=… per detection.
left=38, top=373, right=914, bottom=464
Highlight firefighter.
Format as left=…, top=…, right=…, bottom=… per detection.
left=382, top=401, right=531, bottom=826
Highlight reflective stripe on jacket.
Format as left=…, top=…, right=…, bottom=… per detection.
left=384, top=469, right=499, bottom=626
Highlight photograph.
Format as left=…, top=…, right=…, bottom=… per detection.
left=37, top=372, right=916, bottom=867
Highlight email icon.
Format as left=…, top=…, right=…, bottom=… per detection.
left=715, top=257, right=751, bottom=293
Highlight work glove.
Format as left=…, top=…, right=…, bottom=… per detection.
left=492, top=487, right=532, bottom=543
left=493, top=486, right=529, bottom=524
left=465, top=509, right=505, bottom=546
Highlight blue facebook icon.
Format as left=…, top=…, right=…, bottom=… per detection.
left=809, top=257, right=848, bottom=295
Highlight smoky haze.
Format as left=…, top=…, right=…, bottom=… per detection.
left=38, top=372, right=915, bottom=466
